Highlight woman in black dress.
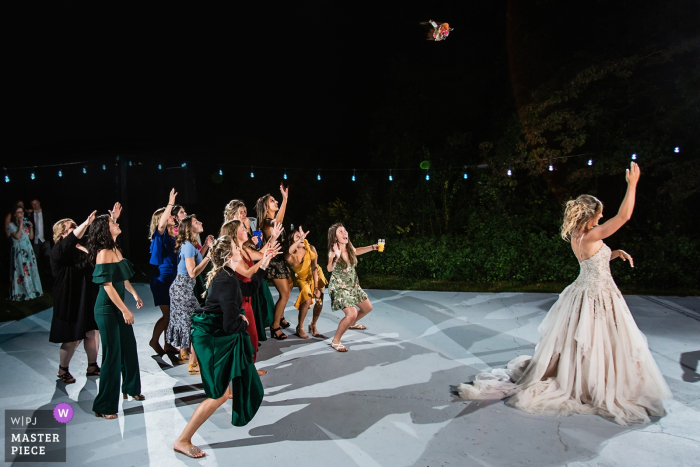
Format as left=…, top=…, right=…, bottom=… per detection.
left=49, top=203, right=122, bottom=383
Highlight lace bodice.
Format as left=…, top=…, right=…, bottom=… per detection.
left=573, top=243, right=614, bottom=287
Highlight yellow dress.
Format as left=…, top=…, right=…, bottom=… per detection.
left=290, top=240, right=328, bottom=309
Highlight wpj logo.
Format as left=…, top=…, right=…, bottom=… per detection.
left=5, top=409, right=67, bottom=462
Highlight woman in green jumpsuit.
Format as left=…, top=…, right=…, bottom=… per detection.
left=87, top=214, right=145, bottom=419
left=173, top=235, right=279, bottom=458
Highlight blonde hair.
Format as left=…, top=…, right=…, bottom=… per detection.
left=203, top=235, right=234, bottom=296
left=149, top=207, right=174, bottom=240
left=224, top=199, right=245, bottom=223
left=561, top=195, right=603, bottom=241
left=175, top=215, right=200, bottom=251
left=53, top=218, right=74, bottom=243
left=219, top=219, right=243, bottom=246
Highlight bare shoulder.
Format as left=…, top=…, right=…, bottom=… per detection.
left=96, top=249, right=119, bottom=264
left=310, top=245, right=317, bottom=254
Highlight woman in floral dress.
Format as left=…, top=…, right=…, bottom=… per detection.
left=7, top=204, right=43, bottom=300
left=326, top=223, right=380, bottom=352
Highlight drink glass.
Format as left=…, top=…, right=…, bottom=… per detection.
left=378, top=239, right=385, bottom=252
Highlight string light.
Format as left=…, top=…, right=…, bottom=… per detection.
left=31, top=173, right=35, bottom=180
left=102, top=164, right=106, bottom=170
left=58, top=170, right=63, bottom=177
left=181, top=162, right=187, bottom=168
left=631, top=153, right=637, bottom=160
left=219, top=169, right=223, bottom=176
left=507, top=168, right=512, bottom=176
left=128, top=161, right=133, bottom=167
left=389, top=170, right=393, bottom=181
left=588, top=159, right=593, bottom=166
left=674, top=147, right=680, bottom=153
left=317, top=170, right=321, bottom=181
left=4, top=174, right=9, bottom=183
left=82, top=167, right=87, bottom=174
left=548, top=162, right=554, bottom=171
left=158, top=164, right=162, bottom=170
left=283, top=169, right=288, bottom=180
left=425, top=172, right=430, bottom=181
left=116, top=156, right=120, bottom=161
left=250, top=168, right=254, bottom=178
left=352, top=169, right=356, bottom=182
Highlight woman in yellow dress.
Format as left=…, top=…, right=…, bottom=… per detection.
left=284, top=227, right=327, bottom=339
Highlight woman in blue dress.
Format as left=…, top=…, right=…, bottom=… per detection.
left=148, top=189, right=180, bottom=357
left=7, top=204, right=43, bottom=300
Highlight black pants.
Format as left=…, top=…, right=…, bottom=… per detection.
left=32, top=240, right=52, bottom=276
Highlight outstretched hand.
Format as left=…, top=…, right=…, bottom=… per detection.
left=280, top=183, right=289, bottom=200
left=332, top=242, right=341, bottom=259
left=616, top=250, right=634, bottom=268
left=271, top=220, right=284, bottom=240
left=109, top=202, right=122, bottom=221
left=296, top=226, right=310, bottom=245
left=626, top=162, right=640, bottom=187
left=86, top=210, right=97, bottom=225
left=168, top=188, right=178, bottom=206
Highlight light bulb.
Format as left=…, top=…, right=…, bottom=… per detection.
left=58, top=170, right=63, bottom=177
left=102, top=164, right=106, bottom=170
left=317, top=173, right=321, bottom=181
left=4, top=175, right=9, bottom=183
left=128, top=161, right=133, bottom=167
left=588, top=159, right=593, bottom=166
left=31, top=173, right=35, bottom=180
left=219, top=169, right=223, bottom=175
left=181, top=162, right=187, bottom=168
left=389, top=174, right=393, bottom=181
left=674, top=147, right=680, bottom=153
left=250, top=171, right=254, bottom=178
left=158, top=164, right=162, bottom=170
left=426, top=174, right=430, bottom=181
left=507, top=169, right=512, bottom=176
left=83, top=167, right=87, bottom=174
left=283, top=173, right=288, bottom=180
left=463, top=173, right=468, bottom=179
left=548, top=165, right=554, bottom=171
left=352, top=175, right=355, bottom=181
left=631, top=153, right=637, bottom=160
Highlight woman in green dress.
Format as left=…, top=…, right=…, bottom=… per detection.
left=87, top=214, right=145, bottom=419
left=326, top=223, right=381, bottom=352
left=173, top=235, right=279, bottom=459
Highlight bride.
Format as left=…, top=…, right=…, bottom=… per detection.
left=457, top=162, right=672, bottom=425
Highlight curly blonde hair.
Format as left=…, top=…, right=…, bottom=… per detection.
left=203, top=235, right=234, bottom=296
left=175, top=215, right=200, bottom=251
left=223, top=199, right=245, bottom=223
left=219, top=219, right=243, bottom=246
left=561, top=195, right=603, bottom=241
left=53, top=218, right=74, bottom=243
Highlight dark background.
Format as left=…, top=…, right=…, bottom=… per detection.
left=4, top=1, right=699, bottom=289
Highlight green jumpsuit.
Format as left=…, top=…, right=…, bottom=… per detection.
left=92, top=259, right=141, bottom=415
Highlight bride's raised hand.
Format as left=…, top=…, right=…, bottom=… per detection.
left=626, top=162, right=640, bottom=187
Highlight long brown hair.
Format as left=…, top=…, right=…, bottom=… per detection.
left=254, top=194, right=272, bottom=231
left=203, top=235, right=234, bottom=296
left=561, top=195, right=603, bottom=241
left=175, top=214, right=200, bottom=251
left=327, top=223, right=356, bottom=267
left=219, top=219, right=243, bottom=245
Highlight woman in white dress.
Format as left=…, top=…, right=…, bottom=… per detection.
left=457, top=162, right=672, bottom=425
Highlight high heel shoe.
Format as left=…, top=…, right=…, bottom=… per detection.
left=308, top=324, right=327, bottom=339
left=280, top=317, right=291, bottom=329
left=270, top=326, right=287, bottom=340
left=188, top=363, right=200, bottom=375
left=293, top=325, right=310, bottom=339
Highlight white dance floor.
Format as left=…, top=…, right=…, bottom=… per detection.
left=1, top=284, right=699, bottom=466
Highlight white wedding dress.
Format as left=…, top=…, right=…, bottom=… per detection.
left=457, top=242, right=672, bottom=425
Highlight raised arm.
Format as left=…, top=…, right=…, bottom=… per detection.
left=275, top=183, right=289, bottom=225
left=355, top=244, right=379, bottom=256
left=158, top=189, right=177, bottom=234
left=73, top=211, right=97, bottom=239
left=586, top=162, right=640, bottom=242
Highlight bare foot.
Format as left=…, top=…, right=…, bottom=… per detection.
left=257, top=369, right=268, bottom=376
left=164, top=343, right=179, bottom=353
left=173, top=440, right=205, bottom=458
left=309, top=324, right=327, bottom=339
left=149, top=339, right=165, bottom=356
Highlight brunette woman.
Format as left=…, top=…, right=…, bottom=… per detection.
left=148, top=189, right=180, bottom=357
left=49, top=203, right=121, bottom=383
left=173, top=236, right=275, bottom=458
left=87, top=214, right=144, bottom=419
left=167, top=215, right=213, bottom=374
left=285, top=226, right=328, bottom=339
left=254, top=183, right=292, bottom=339
left=220, top=219, right=282, bottom=373
left=326, top=223, right=380, bottom=352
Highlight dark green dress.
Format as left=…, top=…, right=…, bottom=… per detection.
left=190, top=266, right=264, bottom=426
left=251, top=281, right=275, bottom=342
left=92, top=259, right=141, bottom=415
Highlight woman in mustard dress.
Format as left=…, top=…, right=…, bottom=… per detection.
left=285, top=227, right=328, bottom=339
left=87, top=214, right=144, bottom=419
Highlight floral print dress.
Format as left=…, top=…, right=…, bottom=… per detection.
left=7, top=222, right=43, bottom=301
left=327, top=253, right=367, bottom=312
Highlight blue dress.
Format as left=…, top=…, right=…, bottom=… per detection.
left=149, top=228, right=177, bottom=306
left=7, top=222, right=43, bottom=301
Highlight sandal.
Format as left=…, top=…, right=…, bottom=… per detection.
left=330, top=341, right=348, bottom=352
left=95, top=412, right=118, bottom=420
left=188, top=363, right=200, bottom=375
left=57, top=365, right=76, bottom=384
left=86, top=363, right=101, bottom=376
left=123, top=394, right=146, bottom=401
left=309, top=324, right=327, bottom=339
left=174, top=444, right=205, bottom=458
left=349, top=323, right=367, bottom=330
left=179, top=350, right=190, bottom=362
left=270, top=326, right=287, bottom=340
left=293, top=326, right=310, bottom=339
left=280, top=317, right=291, bottom=329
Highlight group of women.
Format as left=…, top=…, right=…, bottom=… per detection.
left=47, top=182, right=381, bottom=458
left=45, top=162, right=671, bottom=458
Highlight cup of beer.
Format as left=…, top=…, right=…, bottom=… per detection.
left=378, top=239, right=385, bottom=252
